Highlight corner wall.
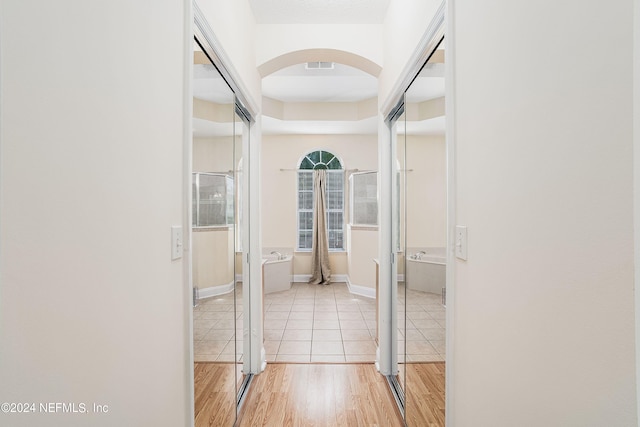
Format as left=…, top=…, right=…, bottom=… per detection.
left=0, top=1, right=190, bottom=426
left=450, top=0, right=637, bottom=425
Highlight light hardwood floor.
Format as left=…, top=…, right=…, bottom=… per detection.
left=194, top=362, right=445, bottom=427
left=405, top=363, right=445, bottom=426
left=237, top=363, right=403, bottom=426
left=194, top=363, right=241, bottom=427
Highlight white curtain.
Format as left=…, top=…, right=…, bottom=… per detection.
left=309, top=169, right=331, bottom=285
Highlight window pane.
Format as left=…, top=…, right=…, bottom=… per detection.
left=299, top=211, right=313, bottom=230
left=352, top=172, right=378, bottom=225
left=299, top=230, right=312, bottom=249
left=327, top=211, right=343, bottom=231
left=298, top=171, right=312, bottom=191
left=199, top=174, right=227, bottom=226
left=192, top=178, right=197, bottom=226
left=326, top=172, right=343, bottom=191
left=298, top=191, right=313, bottom=209
left=327, top=191, right=342, bottom=209
left=308, top=151, right=321, bottom=164
left=328, top=231, right=343, bottom=249
left=321, top=151, right=332, bottom=164
left=300, top=157, right=314, bottom=170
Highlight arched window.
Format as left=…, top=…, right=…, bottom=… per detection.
left=297, top=150, right=344, bottom=250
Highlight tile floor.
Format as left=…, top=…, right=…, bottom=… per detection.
left=193, top=284, right=243, bottom=363
left=399, top=284, right=446, bottom=362
left=193, top=281, right=446, bottom=363
left=264, top=282, right=377, bottom=363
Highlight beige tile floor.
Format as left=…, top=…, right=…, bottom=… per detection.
left=264, top=282, right=378, bottom=363
left=193, top=284, right=243, bottom=363
left=398, top=284, right=446, bottom=362
left=193, top=281, right=446, bottom=363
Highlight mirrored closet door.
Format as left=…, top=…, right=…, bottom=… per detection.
left=192, top=34, right=252, bottom=426
left=402, top=38, right=446, bottom=426
left=387, top=35, right=446, bottom=426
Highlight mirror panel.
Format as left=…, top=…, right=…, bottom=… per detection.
left=403, top=39, right=446, bottom=426
left=192, top=38, right=238, bottom=427
left=395, top=101, right=408, bottom=399
left=233, top=105, right=247, bottom=401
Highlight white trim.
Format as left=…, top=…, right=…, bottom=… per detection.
left=397, top=274, right=405, bottom=282
left=293, top=274, right=311, bottom=283
left=445, top=1, right=456, bottom=426
left=380, top=1, right=446, bottom=118
left=633, top=0, right=640, bottom=419
left=197, top=281, right=235, bottom=299
left=293, top=273, right=348, bottom=283
left=183, top=0, right=195, bottom=426
left=235, top=274, right=242, bottom=282
left=346, top=277, right=376, bottom=299
left=377, top=113, right=394, bottom=376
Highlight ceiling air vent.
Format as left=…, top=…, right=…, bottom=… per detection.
left=305, top=61, right=335, bottom=70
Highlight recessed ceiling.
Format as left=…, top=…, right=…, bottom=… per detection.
left=249, top=0, right=391, bottom=24
left=261, top=116, right=378, bottom=135
left=262, top=63, right=377, bottom=103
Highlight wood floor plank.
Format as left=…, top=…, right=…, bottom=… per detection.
left=195, top=362, right=445, bottom=427
left=405, top=363, right=446, bottom=427
left=237, top=364, right=404, bottom=427
left=194, top=363, right=237, bottom=427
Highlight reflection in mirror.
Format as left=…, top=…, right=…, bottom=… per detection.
left=233, top=105, right=247, bottom=403
left=394, top=101, right=408, bottom=400
left=192, top=38, right=238, bottom=427
left=402, top=39, right=446, bottom=426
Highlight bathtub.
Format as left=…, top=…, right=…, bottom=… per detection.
left=262, top=254, right=293, bottom=294
left=406, top=250, right=446, bottom=295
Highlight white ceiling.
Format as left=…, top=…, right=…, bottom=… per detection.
left=248, top=0, right=391, bottom=24
left=262, top=63, right=377, bottom=103
left=261, top=116, right=378, bottom=135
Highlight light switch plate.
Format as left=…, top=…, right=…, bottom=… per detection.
left=455, top=225, right=467, bottom=260
left=171, top=226, right=183, bottom=260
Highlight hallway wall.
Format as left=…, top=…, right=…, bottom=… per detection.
left=0, top=1, right=190, bottom=426
left=449, top=0, right=637, bottom=425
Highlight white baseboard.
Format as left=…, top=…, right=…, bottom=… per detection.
left=293, top=274, right=349, bottom=284
left=332, top=274, right=348, bottom=283
left=346, top=276, right=376, bottom=299
left=293, top=274, right=311, bottom=283
left=397, top=274, right=405, bottom=282
left=235, top=274, right=242, bottom=282
left=197, top=281, right=234, bottom=299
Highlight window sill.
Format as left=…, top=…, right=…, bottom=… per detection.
left=349, top=225, right=378, bottom=231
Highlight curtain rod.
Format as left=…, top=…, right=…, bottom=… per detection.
left=279, top=168, right=378, bottom=173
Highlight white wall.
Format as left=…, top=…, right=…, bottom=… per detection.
left=450, top=0, right=637, bottom=425
left=0, top=1, right=190, bottom=426
left=403, top=135, right=446, bottom=249
left=256, top=24, right=384, bottom=69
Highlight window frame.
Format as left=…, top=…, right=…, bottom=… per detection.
left=296, top=150, right=345, bottom=252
